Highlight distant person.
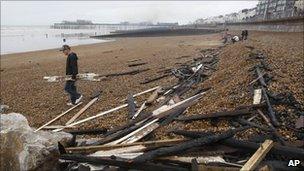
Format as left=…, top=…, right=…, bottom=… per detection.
left=59, top=45, right=82, bottom=106
left=63, top=38, right=66, bottom=43
left=222, top=28, right=231, bottom=44
left=241, top=30, right=248, bottom=40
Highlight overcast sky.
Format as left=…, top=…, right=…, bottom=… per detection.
left=1, top=1, right=258, bottom=26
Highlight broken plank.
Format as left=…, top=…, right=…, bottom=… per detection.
left=60, top=154, right=188, bottom=171
left=34, top=102, right=82, bottom=132
left=146, top=87, right=162, bottom=105
left=140, top=74, right=171, bottom=84
left=120, top=86, right=161, bottom=102
left=66, top=128, right=107, bottom=135
left=176, top=108, right=252, bottom=122
left=132, top=101, right=146, bottom=120
left=52, top=103, right=128, bottom=132
left=128, top=62, right=147, bottom=67
left=65, top=97, right=98, bottom=125
left=127, top=94, right=136, bottom=119
left=66, top=139, right=186, bottom=154
left=106, top=118, right=159, bottom=145
left=240, top=140, right=274, bottom=171
left=261, top=87, right=279, bottom=126
left=133, top=127, right=250, bottom=163
left=253, top=89, right=262, bottom=104
left=121, top=123, right=159, bottom=144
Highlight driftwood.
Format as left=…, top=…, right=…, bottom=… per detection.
left=132, top=101, right=146, bottom=119
left=121, top=86, right=161, bottom=102
left=127, top=94, right=136, bottom=119
left=133, top=127, right=250, bottom=162
left=240, top=140, right=274, bottom=171
left=90, top=116, right=152, bottom=145
left=261, top=87, right=279, bottom=127
left=172, top=130, right=304, bottom=159
left=60, top=154, right=188, bottom=171
left=176, top=108, right=253, bottom=121
left=66, top=128, right=107, bottom=135
left=255, top=67, right=267, bottom=87
left=34, top=102, right=82, bottom=132
left=65, top=92, right=101, bottom=125
left=257, top=109, right=286, bottom=145
left=66, top=139, right=186, bottom=154
left=103, top=68, right=150, bottom=77
left=53, top=103, right=129, bottom=132
left=140, top=74, right=172, bottom=84
left=128, top=62, right=147, bottom=67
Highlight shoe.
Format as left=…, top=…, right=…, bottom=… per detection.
left=75, top=95, right=83, bottom=104
left=66, top=102, right=75, bottom=106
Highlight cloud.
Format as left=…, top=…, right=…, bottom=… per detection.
left=1, top=1, right=258, bottom=26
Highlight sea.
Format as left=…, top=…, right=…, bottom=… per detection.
left=0, top=25, right=153, bottom=55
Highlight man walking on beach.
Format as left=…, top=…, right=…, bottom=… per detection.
left=60, top=45, right=82, bottom=105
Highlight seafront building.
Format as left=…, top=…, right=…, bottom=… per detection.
left=195, top=0, right=304, bottom=24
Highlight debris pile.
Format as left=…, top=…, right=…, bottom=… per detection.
left=33, top=45, right=304, bottom=170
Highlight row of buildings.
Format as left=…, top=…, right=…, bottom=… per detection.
left=195, top=0, right=304, bottom=24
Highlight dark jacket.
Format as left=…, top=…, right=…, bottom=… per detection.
left=66, top=52, right=78, bottom=79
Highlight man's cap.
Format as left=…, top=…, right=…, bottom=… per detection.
left=59, top=45, right=71, bottom=51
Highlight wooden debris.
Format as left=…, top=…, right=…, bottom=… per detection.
left=133, top=127, right=250, bottom=162
left=127, top=94, right=136, bottom=119
left=132, top=101, right=146, bottom=120
left=65, top=92, right=101, bottom=125
left=66, top=139, right=186, bottom=154
left=240, top=140, right=274, bottom=171
left=253, top=89, right=262, bottom=104
left=128, top=62, right=147, bottom=67
left=140, top=74, right=171, bottom=84
left=34, top=102, right=82, bottom=132
left=176, top=108, right=252, bottom=121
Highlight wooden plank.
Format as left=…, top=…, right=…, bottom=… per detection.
left=253, top=89, right=262, bottom=104
left=90, top=145, right=146, bottom=157
left=177, top=108, right=252, bottom=121
left=133, top=127, right=250, bottom=163
left=65, top=97, right=98, bottom=125
left=127, top=94, right=136, bottom=119
left=240, top=139, right=274, bottom=171
left=121, top=123, right=159, bottom=144
left=120, top=86, right=160, bottom=102
left=132, top=101, right=146, bottom=120
left=34, top=102, right=82, bottom=132
left=66, top=139, right=186, bottom=154
left=106, top=118, right=159, bottom=145
left=42, top=125, right=76, bottom=129
left=52, top=103, right=128, bottom=132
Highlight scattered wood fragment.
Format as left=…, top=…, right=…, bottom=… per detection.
left=128, top=62, right=147, bottom=67
left=34, top=102, right=82, bottom=132
left=65, top=93, right=100, bottom=125
left=140, top=74, right=172, bottom=84
left=121, top=86, right=161, bottom=102
left=133, top=127, right=250, bottom=162
left=176, top=108, right=252, bottom=122
left=66, top=139, right=186, bottom=154
left=253, top=89, right=262, bottom=104
left=102, top=68, right=150, bottom=77
left=132, top=101, right=146, bottom=120
left=127, top=94, right=136, bottom=119
left=240, top=140, right=274, bottom=171
left=53, top=103, right=129, bottom=132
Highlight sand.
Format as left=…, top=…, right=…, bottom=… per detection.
left=1, top=31, right=303, bottom=142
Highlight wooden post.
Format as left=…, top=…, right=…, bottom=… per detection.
left=240, top=139, right=274, bottom=171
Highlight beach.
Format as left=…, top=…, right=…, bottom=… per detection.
left=1, top=31, right=303, bottom=140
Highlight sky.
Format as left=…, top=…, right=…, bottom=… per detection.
left=1, top=1, right=258, bottom=26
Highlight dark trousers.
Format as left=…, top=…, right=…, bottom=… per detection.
left=64, top=80, right=80, bottom=103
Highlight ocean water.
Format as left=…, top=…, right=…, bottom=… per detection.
left=0, top=25, right=152, bottom=55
